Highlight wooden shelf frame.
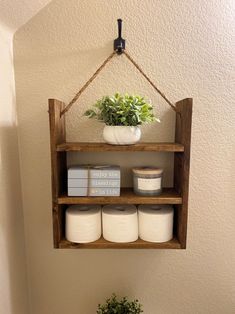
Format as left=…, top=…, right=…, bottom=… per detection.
left=49, top=98, right=192, bottom=250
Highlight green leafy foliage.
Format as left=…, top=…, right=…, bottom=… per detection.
left=84, top=93, right=160, bottom=126
left=97, top=294, right=143, bottom=314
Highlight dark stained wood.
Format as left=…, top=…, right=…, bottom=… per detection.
left=49, top=99, right=67, bottom=248
left=58, top=236, right=181, bottom=249
left=174, top=98, right=193, bottom=249
left=57, top=188, right=182, bottom=205
left=52, top=204, right=65, bottom=248
left=49, top=97, right=192, bottom=250
left=56, top=142, right=184, bottom=152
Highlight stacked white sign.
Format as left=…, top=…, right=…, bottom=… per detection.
left=68, top=165, right=120, bottom=196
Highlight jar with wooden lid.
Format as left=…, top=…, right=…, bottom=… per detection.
left=132, top=167, right=163, bottom=196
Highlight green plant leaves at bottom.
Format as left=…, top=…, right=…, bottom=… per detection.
left=97, top=294, right=143, bottom=314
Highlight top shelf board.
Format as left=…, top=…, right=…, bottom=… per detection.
left=56, top=142, right=184, bottom=152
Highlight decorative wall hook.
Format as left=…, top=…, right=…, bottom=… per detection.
left=114, top=19, right=125, bottom=54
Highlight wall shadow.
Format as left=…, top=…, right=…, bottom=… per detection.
left=0, top=125, right=28, bottom=314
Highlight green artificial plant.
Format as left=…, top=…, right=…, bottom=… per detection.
left=84, top=93, right=160, bottom=126
left=97, top=294, right=143, bottom=314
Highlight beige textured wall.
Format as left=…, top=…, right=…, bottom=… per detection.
left=14, top=0, right=235, bottom=313
left=0, top=25, right=28, bottom=314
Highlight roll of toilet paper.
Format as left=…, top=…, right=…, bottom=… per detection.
left=66, top=205, right=101, bottom=243
left=138, top=205, right=174, bottom=243
left=102, top=204, right=138, bottom=243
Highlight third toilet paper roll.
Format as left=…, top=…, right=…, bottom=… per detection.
left=138, top=204, right=174, bottom=243
left=102, top=204, right=138, bottom=243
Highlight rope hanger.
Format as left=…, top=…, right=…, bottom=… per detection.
left=60, top=19, right=177, bottom=117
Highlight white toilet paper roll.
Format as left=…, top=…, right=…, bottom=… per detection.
left=66, top=205, right=101, bottom=243
left=102, top=204, right=138, bottom=243
left=138, top=205, right=174, bottom=243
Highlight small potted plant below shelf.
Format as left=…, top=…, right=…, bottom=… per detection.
left=97, top=294, right=143, bottom=314
left=84, top=93, right=160, bottom=145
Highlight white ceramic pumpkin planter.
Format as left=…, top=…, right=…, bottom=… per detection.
left=84, top=93, right=159, bottom=146
left=103, top=125, right=141, bottom=145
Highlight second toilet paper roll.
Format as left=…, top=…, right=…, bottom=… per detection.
left=66, top=205, right=101, bottom=243
left=102, top=204, right=138, bottom=243
left=138, top=204, right=174, bottom=243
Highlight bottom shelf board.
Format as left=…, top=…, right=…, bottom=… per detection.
left=58, top=237, right=181, bottom=249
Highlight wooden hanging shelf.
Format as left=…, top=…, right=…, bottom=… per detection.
left=49, top=98, right=192, bottom=250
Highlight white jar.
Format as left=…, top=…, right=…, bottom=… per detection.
left=103, top=125, right=141, bottom=145
left=133, top=167, right=163, bottom=196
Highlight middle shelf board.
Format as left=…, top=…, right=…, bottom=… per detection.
left=56, top=142, right=184, bottom=152
left=57, top=188, right=182, bottom=205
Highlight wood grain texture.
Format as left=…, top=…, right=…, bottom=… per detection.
left=49, top=99, right=67, bottom=248
left=49, top=98, right=192, bottom=250
left=58, top=236, right=181, bottom=249
left=56, top=142, right=184, bottom=152
left=57, top=188, right=182, bottom=205
left=174, top=98, right=193, bottom=249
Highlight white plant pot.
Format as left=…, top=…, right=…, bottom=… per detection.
left=103, top=125, right=141, bottom=145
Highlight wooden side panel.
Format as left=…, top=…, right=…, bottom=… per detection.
left=49, top=99, right=66, bottom=248
left=174, top=98, right=193, bottom=248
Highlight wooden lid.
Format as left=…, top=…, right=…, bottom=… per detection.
left=132, top=167, right=163, bottom=175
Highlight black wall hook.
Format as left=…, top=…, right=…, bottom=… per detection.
left=114, top=19, right=125, bottom=54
